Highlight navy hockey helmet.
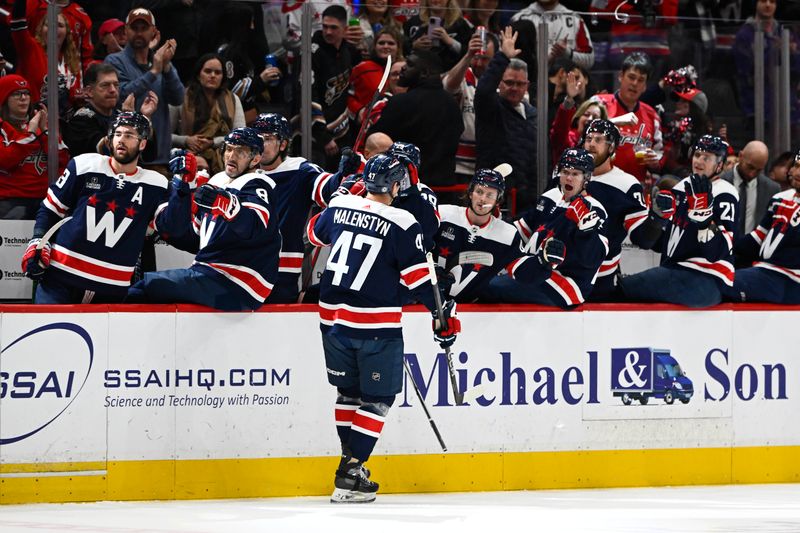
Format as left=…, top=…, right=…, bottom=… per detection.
left=224, top=127, right=264, bottom=155
left=363, top=154, right=408, bottom=194
left=557, top=148, right=595, bottom=177
left=691, top=134, right=728, bottom=161
left=471, top=168, right=505, bottom=198
left=109, top=111, right=151, bottom=139
left=580, top=118, right=621, bottom=151
left=252, top=112, right=291, bottom=141
left=388, top=142, right=421, bottom=168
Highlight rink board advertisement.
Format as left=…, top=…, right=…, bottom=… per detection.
left=1, top=305, right=799, bottom=502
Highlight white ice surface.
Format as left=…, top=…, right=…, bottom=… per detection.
left=1, top=484, right=799, bottom=533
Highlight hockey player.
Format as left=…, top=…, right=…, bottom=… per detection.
left=387, top=141, right=440, bottom=252
left=580, top=119, right=650, bottom=300
left=253, top=112, right=361, bottom=303
left=487, top=148, right=608, bottom=307
left=307, top=154, right=461, bottom=504
left=127, top=128, right=280, bottom=311
left=621, top=135, right=738, bottom=307
left=723, top=150, right=800, bottom=304
left=434, top=167, right=566, bottom=303
left=22, top=111, right=168, bottom=304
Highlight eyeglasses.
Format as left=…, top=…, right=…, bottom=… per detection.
left=501, top=79, right=528, bottom=88
left=9, top=90, right=31, bottom=99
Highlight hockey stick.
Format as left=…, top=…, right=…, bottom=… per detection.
left=38, top=216, right=72, bottom=254
left=353, top=55, right=392, bottom=153
left=403, top=357, right=447, bottom=452
left=425, top=252, right=465, bottom=405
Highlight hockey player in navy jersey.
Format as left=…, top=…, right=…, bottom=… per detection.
left=434, top=168, right=566, bottom=303
left=307, top=154, right=461, bottom=503
left=387, top=142, right=440, bottom=252
left=127, top=128, right=281, bottom=311
left=253, top=113, right=361, bottom=303
left=487, top=148, right=609, bottom=307
left=621, top=135, right=739, bottom=307
left=22, top=112, right=169, bottom=304
left=723, top=150, right=800, bottom=303
left=579, top=119, right=651, bottom=300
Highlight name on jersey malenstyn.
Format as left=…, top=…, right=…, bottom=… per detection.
left=333, top=208, right=391, bottom=237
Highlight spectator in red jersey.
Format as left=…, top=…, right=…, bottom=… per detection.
left=592, top=52, right=664, bottom=191
left=0, top=75, right=68, bottom=219
left=25, top=0, right=93, bottom=76
left=10, top=0, right=82, bottom=106
left=348, top=27, right=404, bottom=128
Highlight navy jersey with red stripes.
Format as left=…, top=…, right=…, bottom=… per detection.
left=259, top=156, right=340, bottom=297
left=514, top=188, right=609, bottom=306
left=434, top=204, right=528, bottom=303
left=735, top=190, right=800, bottom=283
left=585, top=166, right=649, bottom=279
left=308, top=194, right=435, bottom=339
left=652, top=177, right=738, bottom=287
left=35, top=153, right=168, bottom=296
left=392, top=183, right=440, bottom=252
left=156, top=170, right=281, bottom=306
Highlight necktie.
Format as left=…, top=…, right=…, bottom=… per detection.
left=739, top=180, right=748, bottom=235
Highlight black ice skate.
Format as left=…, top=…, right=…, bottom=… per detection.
left=330, top=459, right=378, bottom=503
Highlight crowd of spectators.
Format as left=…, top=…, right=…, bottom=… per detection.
left=2, top=0, right=800, bottom=307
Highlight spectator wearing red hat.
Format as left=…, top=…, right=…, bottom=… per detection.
left=0, top=75, right=69, bottom=219
left=10, top=0, right=83, bottom=106
left=25, top=0, right=93, bottom=76
left=93, top=18, right=127, bottom=61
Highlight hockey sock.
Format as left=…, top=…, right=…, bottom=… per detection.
left=335, top=390, right=361, bottom=453
left=348, top=395, right=394, bottom=462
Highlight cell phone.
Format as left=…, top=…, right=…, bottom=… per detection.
left=428, top=16, right=442, bottom=45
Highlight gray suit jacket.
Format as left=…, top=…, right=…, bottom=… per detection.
left=720, top=167, right=781, bottom=236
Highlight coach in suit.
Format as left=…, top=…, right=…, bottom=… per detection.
left=720, top=140, right=779, bottom=238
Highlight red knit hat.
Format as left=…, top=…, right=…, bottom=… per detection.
left=0, top=75, right=30, bottom=105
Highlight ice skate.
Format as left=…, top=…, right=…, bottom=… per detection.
left=330, top=460, right=378, bottom=503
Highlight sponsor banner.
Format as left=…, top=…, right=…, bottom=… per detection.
left=0, top=313, right=108, bottom=464
left=0, top=221, right=35, bottom=300
left=0, top=308, right=798, bottom=466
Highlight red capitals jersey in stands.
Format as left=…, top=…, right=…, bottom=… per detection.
left=0, top=120, right=68, bottom=199
left=36, top=154, right=168, bottom=296
left=594, top=92, right=663, bottom=184
left=590, top=0, right=677, bottom=57
left=308, top=194, right=431, bottom=339
left=26, top=0, right=93, bottom=68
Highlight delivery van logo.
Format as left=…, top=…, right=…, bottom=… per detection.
left=611, top=347, right=693, bottom=406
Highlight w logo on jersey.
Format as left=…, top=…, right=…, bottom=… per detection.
left=199, top=216, right=216, bottom=249
left=85, top=206, right=132, bottom=247
left=760, top=229, right=784, bottom=260
left=666, top=225, right=684, bottom=257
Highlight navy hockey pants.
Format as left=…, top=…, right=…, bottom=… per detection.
left=721, top=267, right=800, bottom=304
left=621, top=266, right=722, bottom=308
left=127, top=267, right=261, bottom=311
left=322, top=333, right=404, bottom=397
left=479, top=274, right=565, bottom=307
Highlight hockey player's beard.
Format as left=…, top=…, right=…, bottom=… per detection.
left=112, top=145, right=140, bottom=165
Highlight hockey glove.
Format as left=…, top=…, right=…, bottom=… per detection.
left=432, top=299, right=461, bottom=348
left=21, top=238, right=51, bottom=281
left=652, top=190, right=676, bottom=220
left=565, top=195, right=600, bottom=232
left=337, top=147, right=362, bottom=177
left=194, top=184, right=240, bottom=221
left=434, top=265, right=455, bottom=298
left=685, top=174, right=714, bottom=227
left=772, top=199, right=800, bottom=232
left=169, top=149, right=199, bottom=188
left=398, top=163, right=420, bottom=198
left=332, top=173, right=367, bottom=199
left=538, top=237, right=566, bottom=269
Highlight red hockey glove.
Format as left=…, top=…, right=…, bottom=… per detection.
left=194, top=184, right=240, bottom=221
left=21, top=238, right=51, bottom=280
left=653, top=190, right=676, bottom=220
left=772, top=199, right=800, bottom=232
left=432, top=300, right=461, bottom=348
left=565, top=196, right=600, bottom=232
left=169, top=149, right=199, bottom=188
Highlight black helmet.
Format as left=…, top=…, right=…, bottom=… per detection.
left=363, top=154, right=408, bottom=194
left=109, top=111, right=151, bottom=140
left=580, top=118, right=621, bottom=150
left=557, top=148, right=595, bottom=177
